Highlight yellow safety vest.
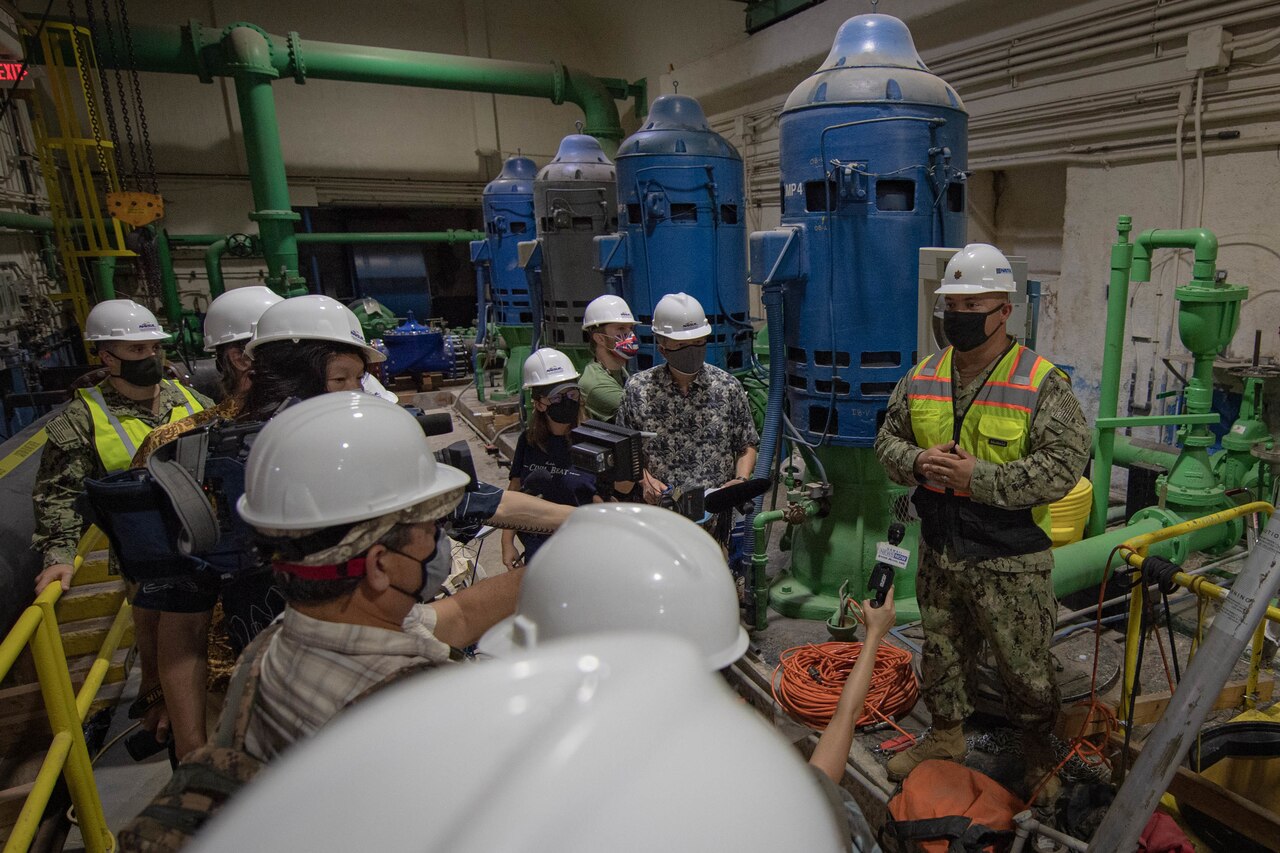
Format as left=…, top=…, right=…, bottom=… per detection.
left=906, top=343, right=1057, bottom=536
left=77, top=380, right=204, bottom=473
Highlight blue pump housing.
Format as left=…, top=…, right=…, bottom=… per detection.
left=599, top=95, right=752, bottom=371
left=759, top=14, right=969, bottom=446
left=471, top=156, right=539, bottom=338
left=382, top=311, right=452, bottom=377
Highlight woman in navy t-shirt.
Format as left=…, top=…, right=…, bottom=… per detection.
left=502, top=348, right=599, bottom=569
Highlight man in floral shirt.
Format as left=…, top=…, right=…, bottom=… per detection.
left=617, top=293, right=758, bottom=504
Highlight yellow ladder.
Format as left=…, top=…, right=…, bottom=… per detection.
left=27, top=21, right=134, bottom=341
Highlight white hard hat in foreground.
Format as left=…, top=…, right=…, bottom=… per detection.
left=480, top=504, right=749, bottom=670
left=84, top=299, right=170, bottom=342
left=651, top=292, right=712, bottom=340
left=203, top=286, right=283, bottom=350
left=236, top=392, right=469, bottom=531
left=936, top=243, right=1016, bottom=295
left=189, top=634, right=847, bottom=853
left=245, top=294, right=385, bottom=363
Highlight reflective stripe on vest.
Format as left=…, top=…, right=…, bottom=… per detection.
left=906, top=344, right=1057, bottom=534
left=78, top=380, right=205, bottom=473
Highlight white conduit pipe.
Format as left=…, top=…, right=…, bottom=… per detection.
left=934, top=0, right=1234, bottom=75
left=936, top=0, right=1277, bottom=84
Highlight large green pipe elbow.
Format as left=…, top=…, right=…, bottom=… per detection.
left=70, top=20, right=628, bottom=154
left=204, top=239, right=228, bottom=297
left=1131, top=228, right=1219, bottom=283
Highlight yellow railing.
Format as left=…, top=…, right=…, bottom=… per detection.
left=0, top=528, right=129, bottom=853
left=1116, top=502, right=1276, bottom=716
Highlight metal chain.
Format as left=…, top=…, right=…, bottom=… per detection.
left=64, top=1, right=112, bottom=182
left=114, top=0, right=157, bottom=194
left=97, top=0, right=138, bottom=189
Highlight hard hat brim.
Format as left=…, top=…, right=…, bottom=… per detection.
left=653, top=324, right=712, bottom=342
left=245, top=332, right=387, bottom=363
left=237, top=457, right=469, bottom=531
left=203, top=331, right=252, bottom=351
left=85, top=329, right=173, bottom=342
left=934, top=283, right=1013, bottom=295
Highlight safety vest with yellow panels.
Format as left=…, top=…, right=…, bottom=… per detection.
left=906, top=343, right=1059, bottom=556
left=76, top=380, right=204, bottom=473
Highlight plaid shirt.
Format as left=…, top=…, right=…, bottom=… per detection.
left=617, top=363, right=759, bottom=492
left=243, top=607, right=452, bottom=762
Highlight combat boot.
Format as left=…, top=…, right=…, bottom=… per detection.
left=886, top=719, right=965, bottom=781
left=1023, top=736, right=1061, bottom=804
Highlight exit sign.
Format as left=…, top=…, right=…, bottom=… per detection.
left=0, top=62, right=25, bottom=82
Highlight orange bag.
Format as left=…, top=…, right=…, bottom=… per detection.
left=883, top=760, right=1023, bottom=853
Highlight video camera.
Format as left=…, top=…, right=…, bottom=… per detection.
left=570, top=419, right=644, bottom=483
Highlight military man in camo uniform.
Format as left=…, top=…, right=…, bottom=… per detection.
left=617, top=292, right=758, bottom=504
left=873, top=244, right=1090, bottom=802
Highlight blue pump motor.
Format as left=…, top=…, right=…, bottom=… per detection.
left=471, top=156, right=539, bottom=336
left=753, top=14, right=969, bottom=447
left=599, top=95, right=752, bottom=371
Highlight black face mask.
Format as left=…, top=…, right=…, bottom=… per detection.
left=114, top=353, right=164, bottom=387
left=546, top=397, right=579, bottom=425
left=663, top=343, right=707, bottom=375
left=386, top=528, right=449, bottom=603
left=942, top=305, right=1003, bottom=353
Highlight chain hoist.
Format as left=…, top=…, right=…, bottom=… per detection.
left=114, top=0, right=157, bottom=195
left=63, top=1, right=112, bottom=181
left=96, top=0, right=139, bottom=188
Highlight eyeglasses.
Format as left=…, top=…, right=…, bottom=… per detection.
left=541, top=388, right=581, bottom=405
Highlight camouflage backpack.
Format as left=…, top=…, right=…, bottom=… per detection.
left=117, top=624, right=435, bottom=851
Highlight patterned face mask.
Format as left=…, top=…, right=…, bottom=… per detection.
left=612, top=332, right=639, bottom=359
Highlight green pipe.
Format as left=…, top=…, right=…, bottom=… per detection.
left=204, top=239, right=228, bottom=298
left=165, top=233, right=225, bottom=247
left=153, top=228, right=182, bottom=327
left=0, top=211, right=55, bottom=231
left=1111, top=436, right=1179, bottom=472
left=39, top=233, right=58, bottom=281
left=295, top=231, right=484, bottom=245
left=60, top=20, right=628, bottom=153
left=1131, top=227, right=1219, bottom=285
left=227, top=26, right=304, bottom=297
left=1088, top=216, right=1134, bottom=537
left=93, top=257, right=116, bottom=300
left=751, top=508, right=787, bottom=632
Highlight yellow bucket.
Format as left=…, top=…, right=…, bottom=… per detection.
left=1048, top=477, right=1093, bottom=547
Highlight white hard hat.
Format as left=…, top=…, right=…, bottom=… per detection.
left=83, top=299, right=169, bottom=342
left=936, top=243, right=1016, bottom=295
left=582, top=294, right=635, bottom=330
left=188, top=634, right=847, bottom=853
left=652, top=292, right=711, bottom=341
left=521, top=347, right=580, bottom=390
left=480, top=504, right=749, bottom=670
left=236, top=392, right=469, bottom=531
left=203, top=286, right=283, bottom=351
left=244, top=294, right=386, bottom=363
